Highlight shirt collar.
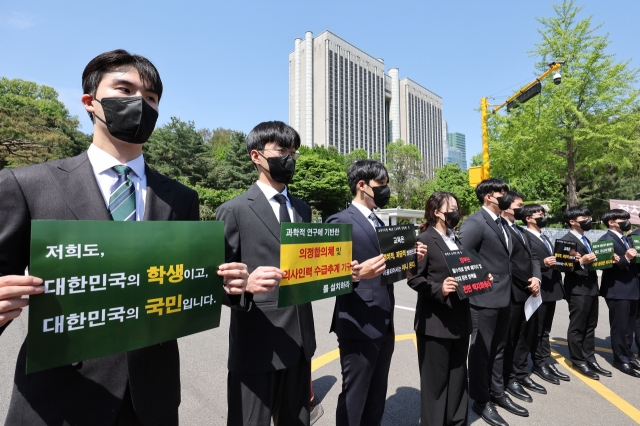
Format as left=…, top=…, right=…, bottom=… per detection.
left=482, top=206, right=499, bottom=221
left=610, top=229, right=624, bottom=239
left=256, top=180, right=288, bottom=202
left=351, top=201, right=374, bottom=219
left=570, top=229, right=585, bottom=240
left=87, top=143, right=145, bottom=178
left=525, top=227, right=542, bottom=238
left=434, top=226, right=455, bottom=240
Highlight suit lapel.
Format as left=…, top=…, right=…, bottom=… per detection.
left=49, top=152, right=111, bottom=220
left=480, top=208, right=510, bottom=252
left=144, top=165, right=174, bottom=221
left=247, top=183, right=281, bottom=242
left=566, top=232, right=587, bottom=254
left=349, top=204, right=380, bottom=249
left=427, top=226, right=457, bottom=254
left=290, top=197, right=305, bottom=223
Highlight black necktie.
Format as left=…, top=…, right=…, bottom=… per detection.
left=273, top=193, right=291, bottom=223
left=496, top=217, right=508, bottom=247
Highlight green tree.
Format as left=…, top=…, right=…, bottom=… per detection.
left=386, top=139, right=422, bottom=207
left=470, top=152, right=483, bottom=167
left=343, top=148, right=369, bottom=168
left=429, top=164, right=478, bottom=216
left=144, top=117, right=211, bottom=186
left=289, top=146, right=351, bottom=219
left=0, top=77, right=89, bottom=169
left=489, top=0, right=640, bottom=208
left=215, top=131, right=257, bottom=189
left=192, top=185, right=244, bottom=220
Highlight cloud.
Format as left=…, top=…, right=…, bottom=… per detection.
left=3, top=12, right=36, bottom=30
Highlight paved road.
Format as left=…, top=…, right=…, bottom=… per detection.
left=2, top=279, right=640, bottom=425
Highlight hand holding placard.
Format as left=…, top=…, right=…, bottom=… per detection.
left=0, top=276, right=44, bottom=327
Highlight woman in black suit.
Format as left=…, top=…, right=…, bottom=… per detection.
left=408, top=191, right=477, bottom=426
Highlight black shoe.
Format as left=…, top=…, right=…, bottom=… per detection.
left=472, top=401, right=509, bottom=426
left=532, top=365, right=560, bottom=385
left=505, top=379, right=532, bottom=403
left=612, top=361, right=640, bottom=378
left=518, top=376, right=547, bottom=394
left=588, top=362, right=612, bottom=377
left=547, top=364, right=570, bottom=381
left=629, top=359, right=640, bottom=371
left=490, top=393, right=529, bottom=417
left=572, top=363, right=599, bottom=380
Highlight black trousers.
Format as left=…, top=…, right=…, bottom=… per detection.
left=606, top=298, right=638, bottom=364
left=417, top=333, right=469, bottom=426
left=114, top=385, right=179, bottom=426
left=227, top=357, right=311, bottom=426
left=634, top=307, right=640, bottom=355
left=468, top=304, right=510, bottom=404
left=336, top=329, right=395, bottom=426
left=567, top=294, right=598, bottom=365
left=531, top=301, right=557, bottom=368
left=504, top=300, right=538, bottom=382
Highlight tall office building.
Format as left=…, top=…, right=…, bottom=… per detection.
left=289, top=30, right=443, bottom=176
left=444, top=131, right=466, bottom=171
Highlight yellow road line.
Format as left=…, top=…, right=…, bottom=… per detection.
left=551, top=349, right=640, bottom=424
left=311, top=333, right=417, bottom=372
left=550, top=338, right=613, bottom=354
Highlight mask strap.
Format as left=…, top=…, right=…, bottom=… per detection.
left=90, top=96, right=108, bottom=125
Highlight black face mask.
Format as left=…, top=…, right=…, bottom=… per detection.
left=366, top=184, right=391, bottom=208
left=93, top=96, right=158, bottom=144
left=577, top=218, right=593, bottom=231
left=513, top=208, right=525, bottom=221
left=492, top=195, right=511, bottom=211
left=259, top=152, right=296, bottom=184
left=444, top=210, right=461, bottom=228
left=619, top=220, right=632, bottom=232
left=534, top=216, right=548, bottom=228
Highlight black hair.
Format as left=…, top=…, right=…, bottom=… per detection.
left=601, top=209, right=631, bottom=228
left=504, top=190, right=524, bottom=204
left=562, top=205, right=591, bottom=225
left=419, top=191, right=460, bottom=233
left=347, top=160, right=389, bottom=195
left=475, top=178, right=509, bottom=205
left=82, top=49, right=163, bottom=119
left=246, top=121, right=301, bottom=154
left=521, top=203, right=545, bottom=219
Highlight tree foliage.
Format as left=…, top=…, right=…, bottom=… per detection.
left=489, top=0, right=640, bottom=210
left=386, top=139, right=422, bottom=207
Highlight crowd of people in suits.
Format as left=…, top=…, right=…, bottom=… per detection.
left=1, top=49, right=639, bottom=426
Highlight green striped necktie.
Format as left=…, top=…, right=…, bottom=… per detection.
left=109, top=165, right=137, bottom=221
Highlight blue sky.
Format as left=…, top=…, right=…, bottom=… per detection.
left=1, top=0, right=638, bottom=165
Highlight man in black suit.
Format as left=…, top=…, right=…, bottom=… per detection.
left=561, top=206, right=612, bottom=380
left=217, top=121, right=317, bottom=426
left=460, top=179, right=528, bottom=426
left=0, top=50, right=248, bottom=426
left=326, top=160, right=425, bottom=426
left=522, top=204, right=570, bottom=384
left=599, top=209, right=639, bottom=377
left=501, top=192, right=545, bottom=403
left=629, top=220, right=640, bottom=357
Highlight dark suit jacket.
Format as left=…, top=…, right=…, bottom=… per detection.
left=0, top=151, right=198, bottom=426
left=507, top=222, right=542, bottom=303
left=407, top=226, right=470, bottom=339
left=216, top=183, right=316, bottom=374
left=524, top=230, right=565, bottom=302
left=326, top=203, right=393, bottom=340
left=599, top=230, right=639, bottom=300
left=561, top=231, right=599, bottom=297
left=459, top=208, right=512, bottom=309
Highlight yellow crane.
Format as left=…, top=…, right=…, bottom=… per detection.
left=468, top=61, right=565, bottom=187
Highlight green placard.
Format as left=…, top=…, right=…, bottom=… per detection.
left=27, top=221, right=225, bottom=374
left=591, top=239, right=614, bottom=270
left=632, top=236, right=640, bottom=264
left=279, top=223, right=353, bottom=307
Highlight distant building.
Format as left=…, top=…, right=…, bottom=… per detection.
left=444, top=132, right=466, bottom=171
left=288, top=30, right=443, bottom=176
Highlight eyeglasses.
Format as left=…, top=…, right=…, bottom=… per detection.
left=261, top=148, right=300, bottom=159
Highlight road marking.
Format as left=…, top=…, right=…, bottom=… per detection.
left=311, top=333, right=417, bottom=372
left=551, top=349, right=640, bottom=424
left=551, top=338, right=613, bottom=354
left=394, top=305, right=416, bottom=311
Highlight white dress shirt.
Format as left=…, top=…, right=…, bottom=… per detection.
left=525, top=228, right=553, bottom=255
left=610, top=229, right=630, bottom=249
left=434, top=227, right=458, bottom=250
left=87, top=144, right=146, bottom=221
left=482, top=206, right=509, bottom=246
left=351, top=201, right=379, bottom=229
left=256, top=180, right=294, bottom=222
